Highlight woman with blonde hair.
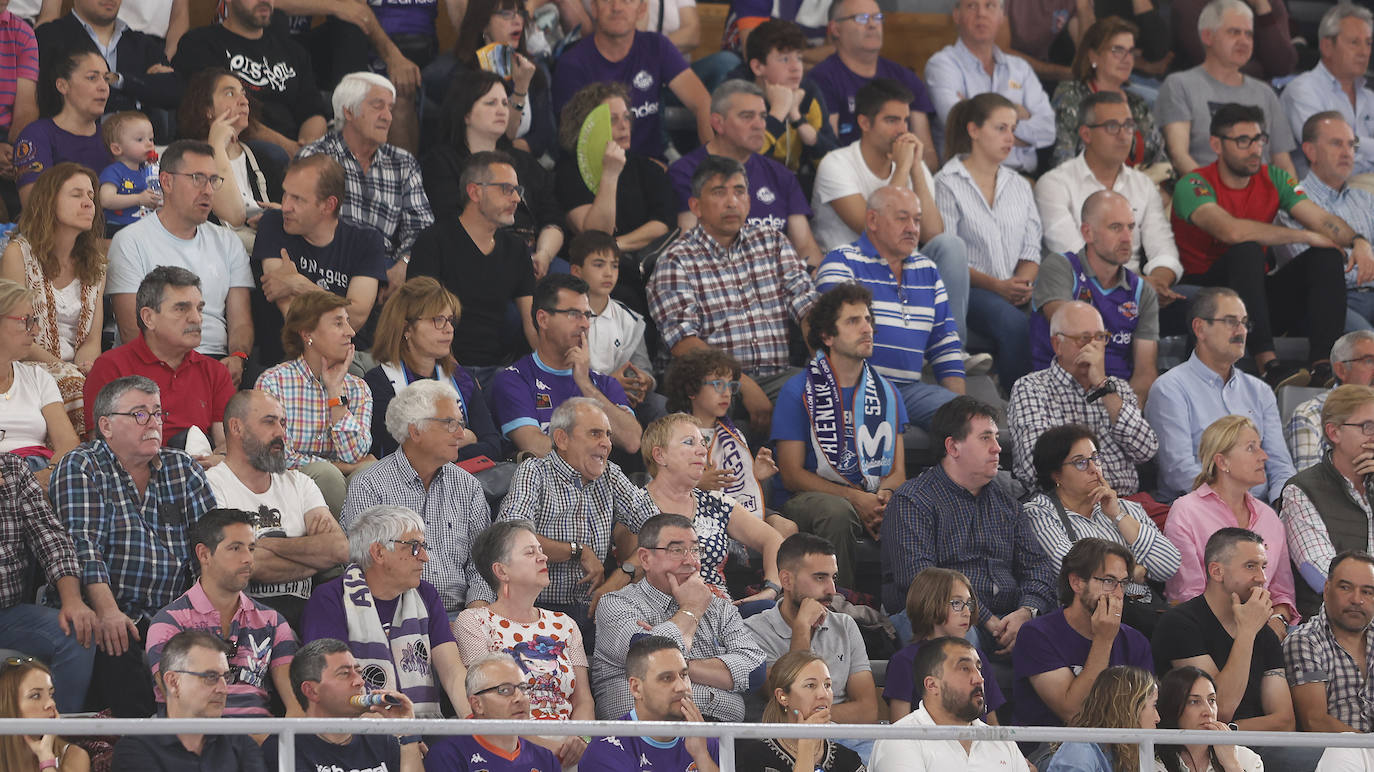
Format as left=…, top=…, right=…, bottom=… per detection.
left=0, top=279, right=80, bottom=484
left=0, top=162, right=106, bottom=437
left=0, top=658, right=91, bottom=772
left=1045, top=665, right=1160, bottom=772
left=1164, top=415, right=1297, bottom=636
left=737, top=650, right=864, bottom=772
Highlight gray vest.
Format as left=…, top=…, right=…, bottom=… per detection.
left=1288, top=460, right=1374, bottom=619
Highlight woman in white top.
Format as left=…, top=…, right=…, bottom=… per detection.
left=1155, top=666, right=1263, bottom=772
left=934, top=91, right=1042, bottom=386
left=0, top=279, right=80, bottom=485
left=0, top=163, right=105, bottom=439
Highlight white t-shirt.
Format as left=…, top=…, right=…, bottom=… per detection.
left=0, top=362, right=61, bottom=451
left=105, top=214, right=254, bottom=355
left=7, top=0, right=41, bottom=23
left=811, top=140, right=935, bottom=253
left=117, top=0, right=175, bottom=38
left=205, top=463, right=328, bottom=599
left=587, top=298, right=650, bottom=378
left=52, top=280, right=82, bottom=362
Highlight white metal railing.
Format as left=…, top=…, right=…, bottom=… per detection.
left=1, top=717, right=1370, bottom=769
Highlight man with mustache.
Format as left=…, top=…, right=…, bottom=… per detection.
left=145, top=508, right=301, bottom=718
left=204, top=389, right=348, bottom=629
left=1284, top=551, right=1374, bottom=733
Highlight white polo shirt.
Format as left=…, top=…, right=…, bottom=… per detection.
left=869, top=703, right=1026, bottom=771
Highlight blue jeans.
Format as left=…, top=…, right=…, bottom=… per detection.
left=895, top=380, right=958, bottom=430
left=1347, top=289, right=1374, bottom=332
left=923, top=234, right=970, bottom=343
left=690, top=51, right=742, bottom=93
left=968, top=288, right=1031, bottom=384
left=0, top=603, right=95, bottom=712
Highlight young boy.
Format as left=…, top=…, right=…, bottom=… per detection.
left=567, top=230, right=666, bottom=422
left=98, top=111, right=161, bottom=236
left=745, top=20, right=836, bottom=179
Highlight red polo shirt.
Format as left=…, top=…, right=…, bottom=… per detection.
left=82, top=335, right=235, bottom=441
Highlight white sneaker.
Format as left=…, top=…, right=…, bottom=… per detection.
left=964, top=353, right=994, bottom=377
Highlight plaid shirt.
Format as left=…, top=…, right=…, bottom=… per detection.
left=50, top=441, right=214, bottom=620
left=0, top=453, right=80, bottom=609
left=498, top=452, right=658, bottom=607
left=647, top=223, right=818, bottom=376
left=1284, top=606, right=1374, bottom=731
left=1285, top=390, right=1329, bottom=475
left=341, top=449, right=495, bottom=613
left=591, top=578, right=764, bottom=722
left=256, top=357, right=373, bottom=467
left=1280, top=470, right=1374, bottom=590
left=298, top=131, right=434, bottom=263
left=1008, top=361, right=1159, bottom=494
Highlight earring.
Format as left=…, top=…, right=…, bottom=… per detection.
left=306, top=338, right=313, bottom=347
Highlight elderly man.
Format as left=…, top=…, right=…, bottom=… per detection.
left=52, top=374, right=215, bottom=716
left=343, top=379, right=494, bottom=615
left=261, top=638, right=421, bottom=770
left=425, top=653, right=563, bottom=770
left=648, top=155, right=819, bottom=430
left=924, top=0, right=1055, bottom=174
left=1157, top=0, right=1298, bottom=176
left=205, top=390, right=348, bottom=629
left=300, top=504, right=468, bottom=718
left=105, top=140, right=255, bottom=387
left=1035, top=92, right=1185, bottom=316
left=593, top=514, right=765, bottom=722
left=668, top=79, right=823, bottom=267
left=1280, top=5, right=1374, bottom=181
left=1284, top=550, right=1374, bottom=733
left=298, top=71, right=433, bottom=287
left=498, top=397, right=657, bottom=639
left=1010, top=302, right=1159, bottom=496
left=111, top=630, right=265, bottom=769
left=1287, top=331, right=1374, bottom=471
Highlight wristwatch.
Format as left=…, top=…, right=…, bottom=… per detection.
left=327, top=394, right=350, bottom=408
left=762, top=580, right=783, bottom=597
left=620, top=561, right=636, bottom=578
left=569, top=541, right=583, bottom=561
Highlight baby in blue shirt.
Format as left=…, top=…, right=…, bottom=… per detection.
left=97, top=111, right=161, bottom=235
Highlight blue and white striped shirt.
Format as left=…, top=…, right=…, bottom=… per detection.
left=1282, top=172, right=1374, bottom=288
left=934, top=156, right=1042, bottom=279
left=815, top=233, right=964, bottom=384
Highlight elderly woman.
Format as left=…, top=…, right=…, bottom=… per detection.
left=176, top=68, right=284, bottom=229
left=299, top=503, right=469, bottom=718
left=1165, top=415, right=1298, bottom=636
left=1024, top=424, right=1180, bottom=635
left=0, top=279, right=79, bottom=484
left=450, top=0, right=556, bottom=158
left=256, top=291, right=375, bottom=516
left=342, top=379, right=494, bottom=616
left=0, top=163, right=105, bottom=437
left=456, top=520, right=593, bottom=767
left=15, top=51, right=109, bottom=207
left=641, top=413, right=784, bottom=607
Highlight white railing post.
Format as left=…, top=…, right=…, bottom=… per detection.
left=278, top=728, right=294, bottom=769
left=1139, top=737, right=1154, bottom=769
left=719, top=731, right=735, bottom=772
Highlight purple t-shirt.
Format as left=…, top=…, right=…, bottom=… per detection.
left=883, top=639, right=1006, bottom=716
left=372, top=0, right=438, bottom=38
left=1012, top=607, right=1154, bottom=727
left=551, top=31, right=689, bottom=160
left=667, top=146, right=811, bottom=233
left=491, top=352, right=632, bottom=438
left=424, top=735, right=562, bottom=772
left=298, top=575, right=455, bottom=648
left=15, top=118, right=110, bottom=187
left=579, top=713, right=721, bottom=772
left=808, top=55, right=935, bottom=148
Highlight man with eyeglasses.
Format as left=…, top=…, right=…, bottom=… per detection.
left=1170, top=102, right=1365, bottom=389
left=493, top=272, right=641, bottom=458
left=1287, top=331, right=1374, bottom=471
left=205, top=390, right=348, bottom=629
left=343, top=379, right=495, bottom=616
left=592, top=513, right=765, bottom=721
left=250, top=154, right=388, bottom=367
left=105, top=139, right=256, bottom=387
left=53, top=374, right=216, bottom=717
left=1283, top=550, right=1374, bottom=734
left=146, top=508, right=300, bottom=718
left=112, top=629, right=266, bottom=770
left=425, top=652, right=562, bottom=771
left=925, top=0, right=1055, bottom=174
left=1279, top=5, right=1374, bottom=183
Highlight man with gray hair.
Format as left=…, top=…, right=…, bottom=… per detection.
left=1280, top=4, right=1374, bottom=182
left=342, top=379, right=494, bottom=615
left=1286, top=329, right=1374, bottom=471
left=299, top=71, right=434, bottom=286
left=667, top=79, right=823, bottom=267
left=426, top=652, right=563, bottom=770
left=499, top=397, right=658, bottom=645
left=299, top=503, right=469, bottom=718
left=84, top=265, right=236, bottom=451
left=1171, top=0, right=1297, bottom=80
left=53, top=374, right=215, bottom=716
left=1157, top=0, right=1299, bottom=176
left=205, top=390, right=348, bottom=628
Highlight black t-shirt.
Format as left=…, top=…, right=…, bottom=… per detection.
left=554, top=150, right=676, bottom=238
left=408, top=221, right=535, bottom=366
left=1151, top=594, right=1284, bottom=721
left=737, top=738, right=865, bottom=772
left=262, top=733, right=400, bottom=772
left=420, top=142, right=564, bottom=242
left=172, top=24, right=329, bottom=139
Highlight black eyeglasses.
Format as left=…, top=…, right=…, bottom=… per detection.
left=835, top=11, right=883, bottom=23
left=422, top=416, right=466, bottom=433
left=391, top=539, right=430, bottom=557
left=409, top=315, right=458, bottom=330
left=1343, top=421, right=1374, bottom=437
left=166, top=171, right=226, bottom=190
left=1062, top=452, right=1103, bottom=472
left=171, top=669, right=234, bottom=687
left=948, top=598, right=973, bottom=612
left=1201, top=316, right=1252, bottom=331
left=1339, top=355, right=1374, bottom=367
left=545, top=308, right=597, bottom=321
left=1091, top=576, right=1128, bottom=591
left=1085, top=119, right=1137, bottom=136
left=475, top=181, right=525, bottom=198
left=1217, top=132, right=1268, bottom=149
left=474, top=682, right=534, bottom=697
left=107, top=409, right=169, bottom=425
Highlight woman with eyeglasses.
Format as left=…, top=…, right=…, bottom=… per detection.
left=738, top=650, right=865, bottom=772
left=0, top=163, right=106, bottom=439
left=0, top=658, right=92, bottom=772
left=364, top=277, right=500, bottom=461
left=1155, top=666, right=1262, bottom=772
left=0, top=279, right=80, bottom=485
left=455, top=520, right=594, bottom=767
left=641, top=413, right=785, bottom=609
left=1164, top=415, right=1298, bottom=637
left=1023, top=424, right=1179, bottom=636
left=1049, top=17, right=1167, bottom=169
left=885, top=567, right=1004, bottom=723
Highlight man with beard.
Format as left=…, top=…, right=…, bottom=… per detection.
left=424, top=653, right=563, bottom=771
left=146, top=508, right=301, bottom=717
left=1284, top=551, right=1374, bottom=732
left=205, top=389, right=348, bottom=628
left=869, top=636, right=1027, bottom=770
